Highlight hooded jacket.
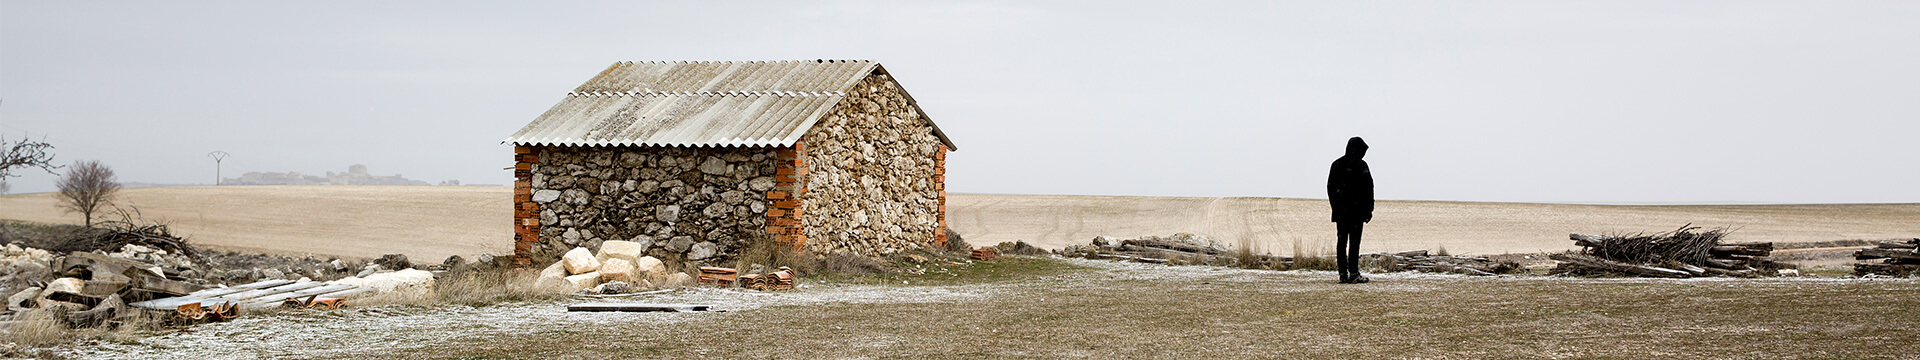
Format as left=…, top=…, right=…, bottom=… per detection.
left=1327, top=137, right=1374, bottom=223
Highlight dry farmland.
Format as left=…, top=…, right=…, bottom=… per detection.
left=2, top=186, right=1917, bottom=261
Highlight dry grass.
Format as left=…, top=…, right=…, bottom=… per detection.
left=7, top=188, right=1917, bottom=262
left=1290, top=238, right=1335, bottom=271
left=348, top=257, right=1920, bottom=359
left=3, top=309, right=72, bottom=347
left=430, top=269, right=568, bottom=307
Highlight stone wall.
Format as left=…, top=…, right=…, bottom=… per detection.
left=798, top=72, right=947, bottom=255
left=516, top=145, right=779, bottom=267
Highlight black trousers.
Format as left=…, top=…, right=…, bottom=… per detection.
left=1336, top=221, right=1364, bottom=277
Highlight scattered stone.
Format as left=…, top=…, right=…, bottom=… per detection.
left=561, top=247, right=601, bottom=275
left=259, top=268, right=285, bottom=280
left=563, top=272, right=602, bottom=291
left=224, top=269, right=255, bottom=283
left=634, top=256, right=668, bottom=282
left=600, top=258, right=639, bottom=284
left=594, top=281, right=633, bottom=295
left=374, top=254, right=412, bottom=271
left=536, top=261, right=568, bottom=290
left=599, top=240, right=646, bottom=263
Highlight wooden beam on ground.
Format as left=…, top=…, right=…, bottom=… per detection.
left=567, top=303, right=715, bottom=312
left=1550, top=253, right=1692, bottom=278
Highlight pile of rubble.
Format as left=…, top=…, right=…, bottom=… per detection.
left=537, top=241, right=693, bottom=295
left=1551, top=226, right=1793, bottom=278
left=7, top=251, right=206, bottom=329
left=4, top=239, right=454, bottom=335
left=1855, top=238, right=1920, bottom=277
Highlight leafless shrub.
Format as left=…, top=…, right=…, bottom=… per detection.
left=942, top=228, right=971, bottom=254
left=56, top=160, right=120, bottom=227
left=0, top=134, right=61, bottom=192
left=994, top=241, right=1047, bottom=256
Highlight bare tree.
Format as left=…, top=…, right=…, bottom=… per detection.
left=57, top=160, right=120, bottom=227
left=1, top=134, right=60, bottom=193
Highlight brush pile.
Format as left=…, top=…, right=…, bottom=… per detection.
left=1853, top=238, right=1920, bottom=277
left=1058, top=234, right=1519, bottom=275
left=1551, top=225, right=1789, bottom=278
left=1056, top=234, right=1244, bottom=266
left=1382, top=250, right=1519, bottom=276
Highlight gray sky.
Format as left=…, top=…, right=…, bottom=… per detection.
left=3, top=1, right=1916, bottom=204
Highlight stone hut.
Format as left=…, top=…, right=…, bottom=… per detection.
left=504, top=60, right=957, bottom=267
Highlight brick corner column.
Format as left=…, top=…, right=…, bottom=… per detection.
left=933, top=145, right=948, bottom=247
left=512, top=145, right=540, bottom=267
left=768, top=142, right=808, bottom=251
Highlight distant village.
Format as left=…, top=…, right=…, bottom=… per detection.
left=220, top=164, right=449, bottom=186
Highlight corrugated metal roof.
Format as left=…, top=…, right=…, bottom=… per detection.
left=507, top=60, right=955, bottom=150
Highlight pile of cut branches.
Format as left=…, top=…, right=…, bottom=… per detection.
left=69, top=207, right=195, bottom=259
left=1552, top=225, right=1789, bottom=278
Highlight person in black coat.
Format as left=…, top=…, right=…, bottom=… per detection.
left=1327, top=137, right=1374, bottom=284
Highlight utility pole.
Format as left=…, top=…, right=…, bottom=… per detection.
left=208, top=151, right=230, bottom=185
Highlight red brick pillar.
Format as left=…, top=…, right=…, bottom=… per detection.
left=512, top=145, right=540, bottom=267
left=933, top=145, right=948, bottom=247
left=768, top=142, right=808, bottom=250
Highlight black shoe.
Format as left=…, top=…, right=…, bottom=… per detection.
left=1337, top=272, right=1354, bottom=284
left=1352, top=275, right=1370, bottom=284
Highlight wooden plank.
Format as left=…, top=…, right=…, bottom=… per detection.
left=1855, top=248, right=1920, bottom=262
left=567, top=303, right=714, bottom=312
left=1570, top=233, right=1610, bottom=248
left=1550, top=253, right=1692, bottom=278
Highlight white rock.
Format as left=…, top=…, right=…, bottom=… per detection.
left=599, top=258, right=638, bottom=284
left=535, top=261, right=568, bottom=290
left=532, top=190, right=561, bottom=203
left=563, top=271, right=602, bottom=291
left=634, top=256, right=668, bottom=282
left=329, top=269, right=436, bottom=294
left=598, top=240, right=645, bottom=263
left=561, top=247, right=600, bottom=275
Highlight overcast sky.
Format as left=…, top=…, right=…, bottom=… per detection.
left=3, top=1, right=1916, bottom=204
